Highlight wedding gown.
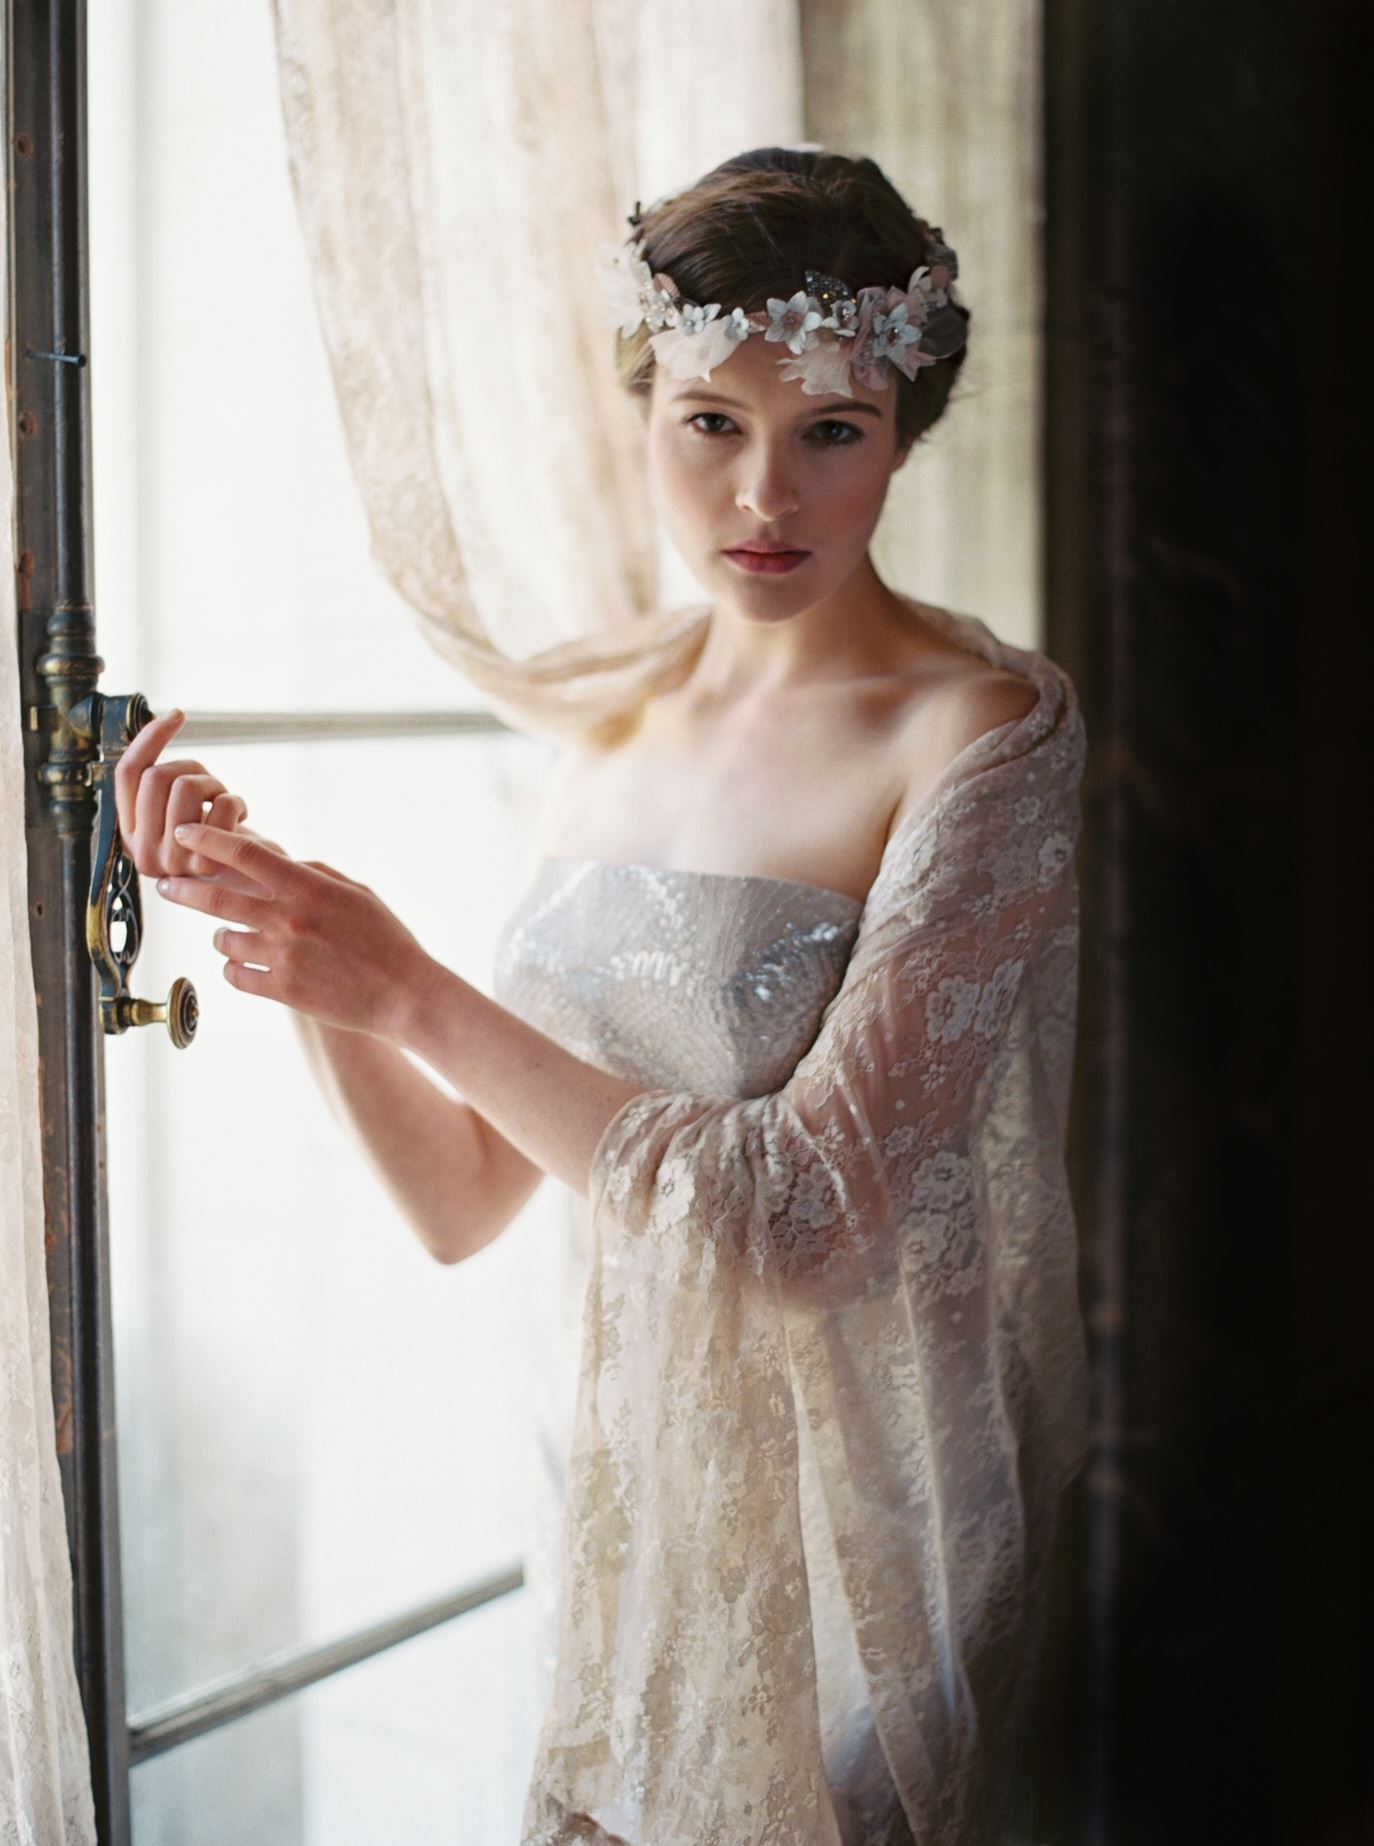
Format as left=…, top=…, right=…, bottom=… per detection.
left=491, top=604, right=1090, bottom=1846
left=496, top=866, right=892, bottom=1838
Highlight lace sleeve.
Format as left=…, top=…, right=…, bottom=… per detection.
left=588, top=768, right=1078, bottom=1297
left=521, top=684, right=1092, bottom=1846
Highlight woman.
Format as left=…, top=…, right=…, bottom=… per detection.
left=117, top=149, right=1090, bottom=1845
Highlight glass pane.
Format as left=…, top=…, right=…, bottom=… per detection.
left=131, top=1591, right=539, bottom=1844
left=108, top=729, right=566, bottom=1723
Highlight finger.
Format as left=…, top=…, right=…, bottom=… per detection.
left=211, top=925, right=270, bottom=966
left=139, top=759, right=217, bottom=859
left=184, top=868, right=262, bottom=899
left=189, top=863, right=279, bottom=899
left=168, top=821, right=306, bottom=897
left=203, top=829, right=287, bottom=892
left=204, top=791, right=250, bottom=831
left=134, top=757, right=212, bottom=875
left=114, top=708, right=185, bottom=842
left=164, top=774, right=236, bottom=874
left=165, top=776, right=244, bottom=872
left=221, top=961, right=277, bottom=1001
left=153, top=867, right=276, bottom=929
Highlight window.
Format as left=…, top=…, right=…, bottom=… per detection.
left=28, top=4, right=569, bottom=1836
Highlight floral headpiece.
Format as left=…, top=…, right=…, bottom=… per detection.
left=594, top=202, right=967, bottom=399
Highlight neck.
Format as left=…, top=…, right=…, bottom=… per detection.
left=689, top=556, right=927, bottom=701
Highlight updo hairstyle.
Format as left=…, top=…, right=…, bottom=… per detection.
left=614, top=146, right=971, bottom=450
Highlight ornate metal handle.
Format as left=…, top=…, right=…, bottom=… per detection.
left=73, top=690, right=200, bottom=1047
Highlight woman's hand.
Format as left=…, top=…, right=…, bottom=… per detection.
left=115, top=708, right=252, bottom=882
left=154, top=821, right=440, bottom=1042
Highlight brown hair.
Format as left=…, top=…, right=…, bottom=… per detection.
left=614, top=146, right=971, bottom=450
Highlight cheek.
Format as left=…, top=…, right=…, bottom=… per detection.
left=652, top=436, right=724, bottom=516
left=811, top=456, right=897, bottom=535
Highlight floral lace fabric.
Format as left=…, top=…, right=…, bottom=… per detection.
left=518, top=607, right=1091, bottom=1845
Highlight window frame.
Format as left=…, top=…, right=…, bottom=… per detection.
left=8, top=7, right=527, bottom=1837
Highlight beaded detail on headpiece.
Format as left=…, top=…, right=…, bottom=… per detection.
left=595, top=204, right=966, bottom=398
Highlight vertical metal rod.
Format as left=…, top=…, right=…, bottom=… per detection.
left=7, top=0, right=131, bottom=1838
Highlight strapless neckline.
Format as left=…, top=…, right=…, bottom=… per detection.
left=535, top=854, right=867, bottom=914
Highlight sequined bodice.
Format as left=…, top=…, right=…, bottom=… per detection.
left=492, top=857, right=864, bottom=1099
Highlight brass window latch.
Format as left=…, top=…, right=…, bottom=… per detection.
left=66, top=691, right=199, bottom=1048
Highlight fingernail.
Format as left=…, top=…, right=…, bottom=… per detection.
left=174, top=824, right=192, bottom=840
left=156, top=878, right=171, bottom=894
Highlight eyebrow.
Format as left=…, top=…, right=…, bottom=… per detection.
left=669, top=388, right=885, bottom=421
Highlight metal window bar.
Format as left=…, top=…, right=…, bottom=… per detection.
left=6, top=2, right=530, bottom=1837
left=167, top=711, right=509, bottom=745
left=128, top=1565, right=526, bottom=1766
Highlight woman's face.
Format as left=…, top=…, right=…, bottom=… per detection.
left=645, top=332, right=913, bottom=620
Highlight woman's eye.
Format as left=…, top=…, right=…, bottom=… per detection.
left=684, top=413, right=864, bottom=446
left=686, top=413, right=734, bottom=437
left=809, top=420, right=864, bottom=446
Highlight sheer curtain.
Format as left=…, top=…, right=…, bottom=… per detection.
left=268, top=0, right=807, bottom=737
left=0, top=98, right=100, bottom=1844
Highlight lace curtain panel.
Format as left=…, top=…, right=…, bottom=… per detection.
left=268, top=0, right=807, bottom=739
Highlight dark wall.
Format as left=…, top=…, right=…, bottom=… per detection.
left=1040, top=3, right=1371, bottom=1841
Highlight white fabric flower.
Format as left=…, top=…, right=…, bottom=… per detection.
left=643, top=284, right=681, bottom=333
left=594, top=237, right=655, bottom=336
left=764, top=290, right=824, bottom=356
left=775, top=333, right=856, bottom=397
left=721, top=306, right=754, bottom=344
left=677, top=300, right=722, bottom=336
left=649, top=317, right=735, bottom=381
left=849, top=288, right=897, bottom=392
left=872, top=301, right=920, bottom=356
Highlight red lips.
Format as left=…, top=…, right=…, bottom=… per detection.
left=723, top=547, right=811, bottom=575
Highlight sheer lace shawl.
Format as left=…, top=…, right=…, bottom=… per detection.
left=520, top=623, right=1090, bottom=1846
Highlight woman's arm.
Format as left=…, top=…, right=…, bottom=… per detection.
left=392, top=971, right=648, bottom=1203
left=112, top=711, right=570, bottom=1241
left=292, top=1011, right=545, bottom=1265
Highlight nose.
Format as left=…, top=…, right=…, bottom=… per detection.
left=735, top=441, right=799, bottom=521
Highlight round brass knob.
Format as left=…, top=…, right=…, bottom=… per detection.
left=124, top=975, right=199, bottom=1048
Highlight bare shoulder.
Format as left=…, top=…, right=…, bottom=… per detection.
left=925, top=665, right=1039, bottom=747
left=886, top=663, right=1039, bottom=835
